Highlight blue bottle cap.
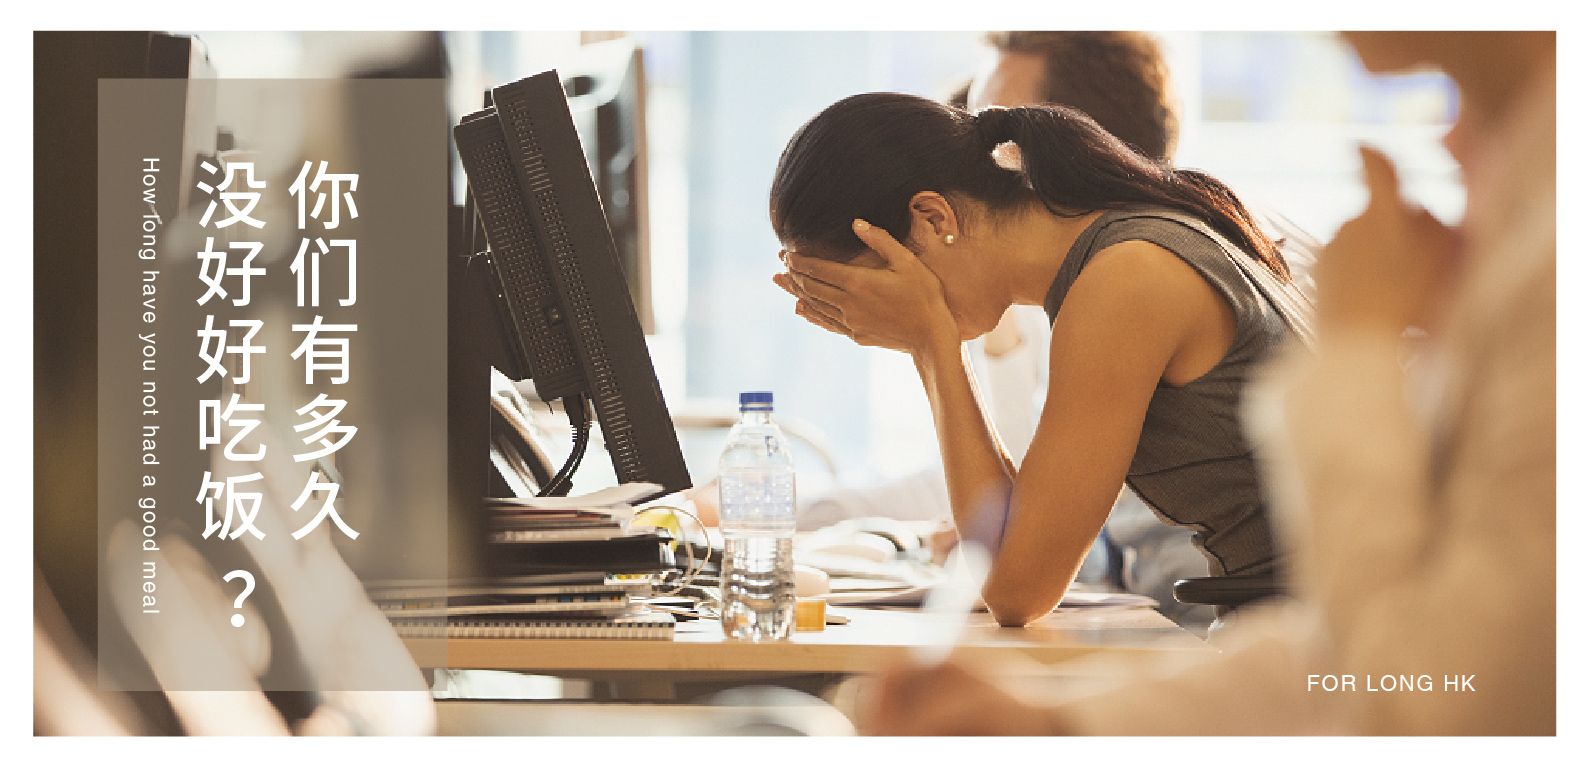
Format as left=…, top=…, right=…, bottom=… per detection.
left=739, top=391, right=774, bottom=408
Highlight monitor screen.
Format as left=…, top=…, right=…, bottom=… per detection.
left=453, top=70, right=691, bottom=502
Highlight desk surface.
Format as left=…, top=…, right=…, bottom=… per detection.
left=404, top=604, right=1211, bottom=676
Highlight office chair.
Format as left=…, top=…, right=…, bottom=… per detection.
left=1171, top=574, right=1281, bottom=610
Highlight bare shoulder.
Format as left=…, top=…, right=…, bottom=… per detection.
left=1058, top=238, right=1226, bottom=320
left=1047, top=240, right=1203, bottom=360
left=1077, top=239, right=1212, bottom=294
left=1055, top=238, right=1236, bottom=385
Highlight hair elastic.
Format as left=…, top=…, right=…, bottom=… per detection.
left=975, top=106, right=1014, bottom=147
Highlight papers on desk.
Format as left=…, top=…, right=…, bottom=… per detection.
left=796, top=549, right=938, bottom=606
left=391, top=609, right=676, bottom=640
left=370, top=575, right=672, bottom=638
left=821, top=580, right=934, bottom=607
left=794, top=550, right=939, bottom=582
left=484, top=483, right=669, bottom=543
left=792, top=523, right=1160, bottom=610
left=491, top=482, right=665, bottom=510
left=820, top=581, right=1157, bottom=609
left=808, top=561, right=1159, bottom=613
left=1054, top=591, right=1159, bottom=609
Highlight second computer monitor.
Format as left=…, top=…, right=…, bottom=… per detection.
left=454, top=69, right=691, bottom=500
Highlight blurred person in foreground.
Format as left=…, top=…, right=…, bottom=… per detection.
left=864, top=30, right=1555, bottom=735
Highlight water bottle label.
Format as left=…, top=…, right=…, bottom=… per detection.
left=718, top=468, right=796, bottom=534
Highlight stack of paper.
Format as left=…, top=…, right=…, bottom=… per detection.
left=370, top=574, right=675, bottom=640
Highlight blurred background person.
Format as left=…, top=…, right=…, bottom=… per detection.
left=863, top=30, right=1554, bottom=735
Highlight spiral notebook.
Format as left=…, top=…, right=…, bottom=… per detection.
left=390, top=610, right=676, bottom=640
left=375, top=592, right=634, bottom=618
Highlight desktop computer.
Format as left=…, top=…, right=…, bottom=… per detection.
left=450, top=68, right=692, bottom=577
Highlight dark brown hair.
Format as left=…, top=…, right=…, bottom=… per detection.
left=769, top=93, right=1288, bottom=280
left=986, top=31, right=1178, bottom=163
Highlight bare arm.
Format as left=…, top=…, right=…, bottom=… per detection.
left=980, top=238, right=1228, bottom=624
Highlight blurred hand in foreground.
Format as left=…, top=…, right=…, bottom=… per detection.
left=861, top=652, right=1067, bottom=736
left=927, top=515, right=960, bottom=567
left=1315, top=146, right=1460, bottom=337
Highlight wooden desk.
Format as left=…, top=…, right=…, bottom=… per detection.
left=405, top=604, right=1211, bottom=699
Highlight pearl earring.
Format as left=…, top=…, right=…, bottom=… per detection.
left=944, top=234, right=955, bottom=246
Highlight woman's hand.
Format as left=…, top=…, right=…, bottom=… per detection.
left=1316, top=146, right=1460, bottom=336
left=774, top=219, right=961, bottom=357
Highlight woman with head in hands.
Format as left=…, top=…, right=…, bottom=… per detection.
left=770, top=93, right=1309, bottom=627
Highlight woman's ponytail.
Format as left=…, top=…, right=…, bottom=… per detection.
left=974, top=106, right=1017, bottom=149
left=995, top=105, right=1290, bottom=281
left=772, top=92, right=1288, bottom=281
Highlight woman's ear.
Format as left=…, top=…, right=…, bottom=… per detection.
left=908, top=191, right=960, bottom=247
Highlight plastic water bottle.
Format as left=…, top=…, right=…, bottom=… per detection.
left=717, top=391, right=797, bottom=641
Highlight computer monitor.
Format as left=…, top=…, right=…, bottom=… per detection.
left=563, top=39, right=653, bottom=335
left=452, top=70, right=691, bottom=501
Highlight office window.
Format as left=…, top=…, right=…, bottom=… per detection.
left=1167, top=31, right=1462, bottom=239
left=633, top=32, right=982, bottom=491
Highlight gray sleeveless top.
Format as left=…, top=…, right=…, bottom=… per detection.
left=1042, top=204, right=1308, bottom=578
